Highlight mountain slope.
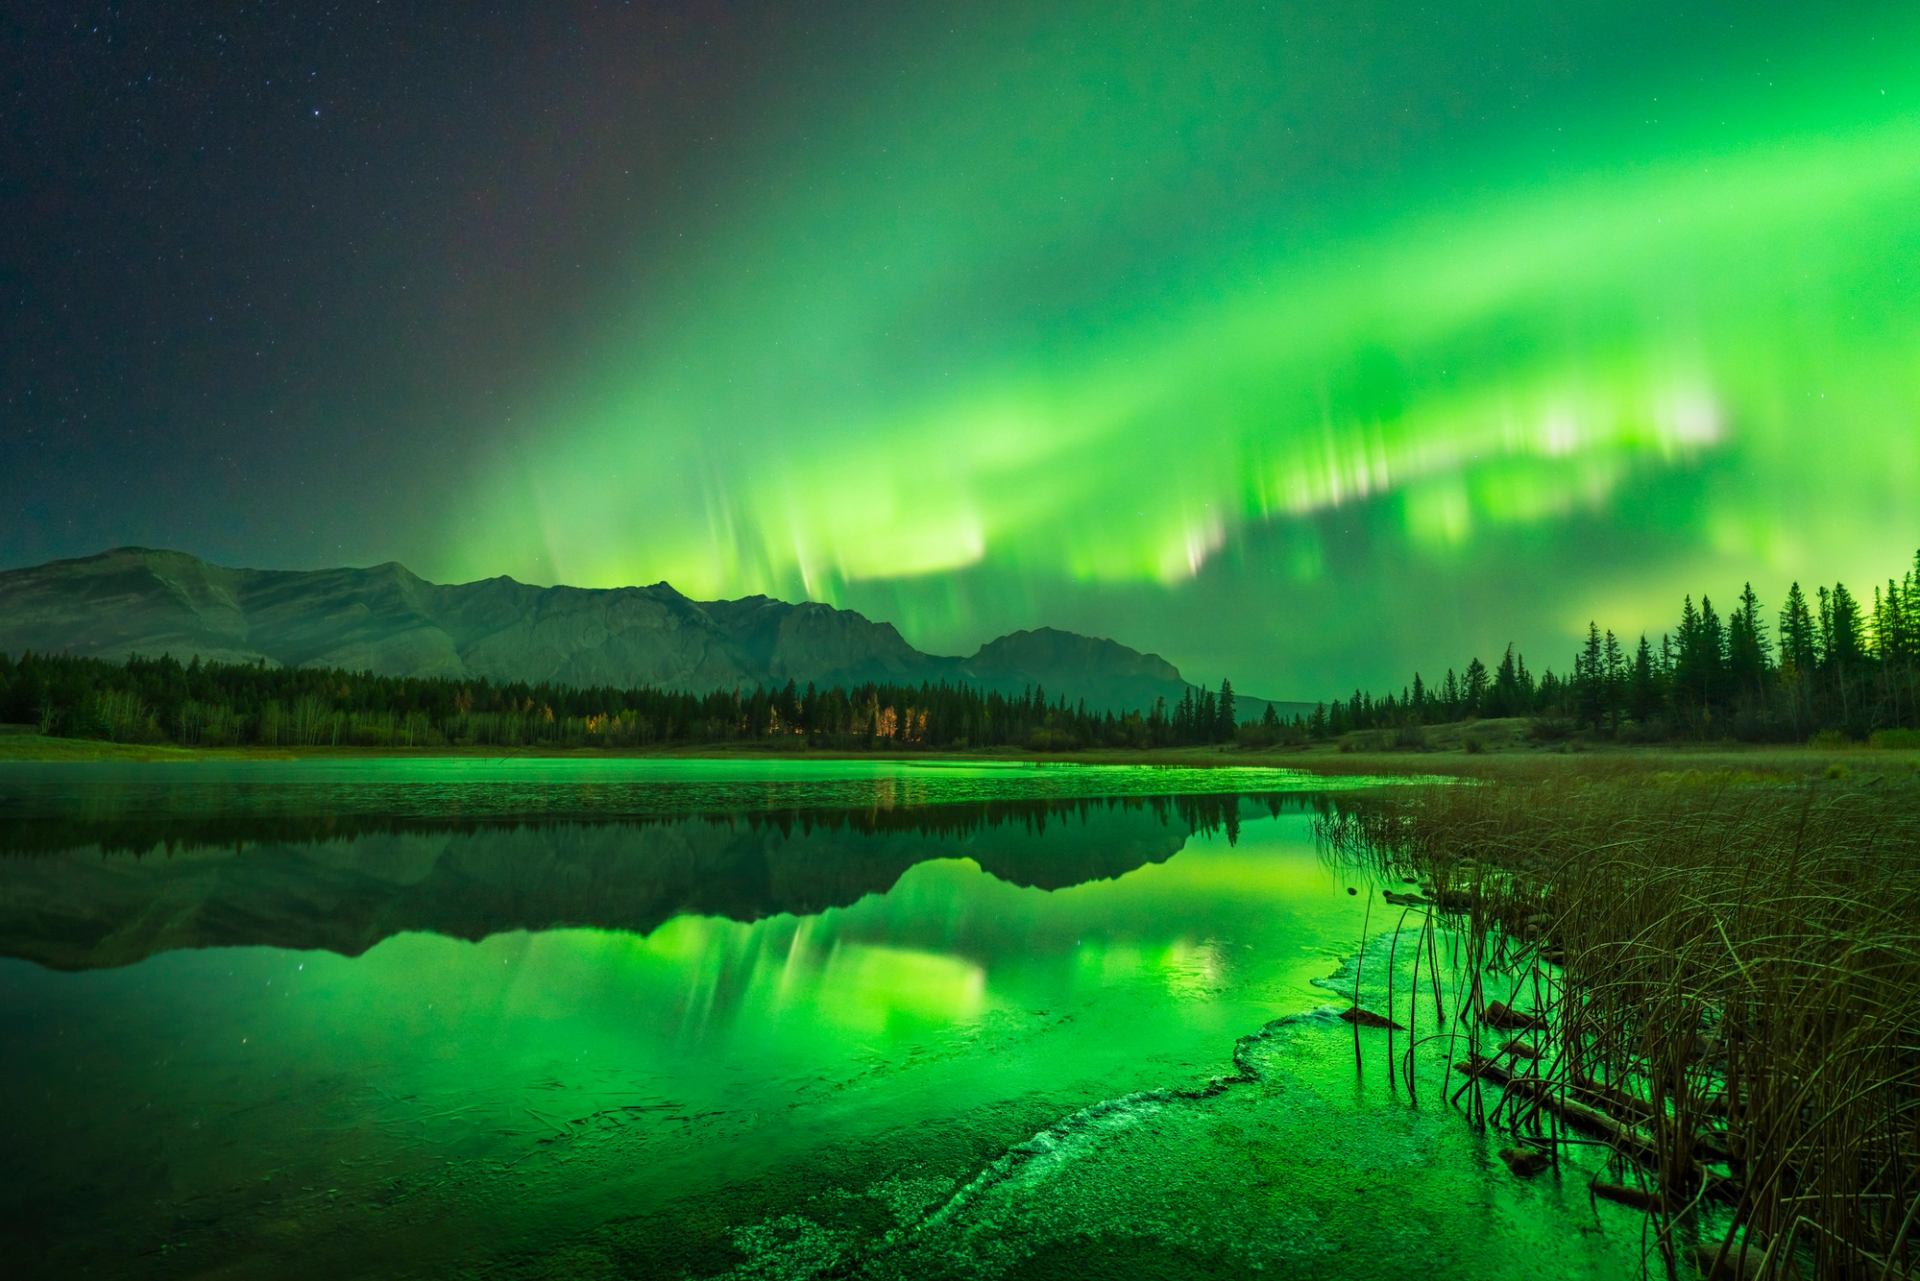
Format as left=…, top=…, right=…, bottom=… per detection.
left=0, top=548, right=1307, bottom=717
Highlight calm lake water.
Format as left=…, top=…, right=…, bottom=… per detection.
left=0, top=759, right=1646, bottom=1279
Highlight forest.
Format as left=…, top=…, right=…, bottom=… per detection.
left=0, top=650, right=1243, bottom=751
left=1298, top=549, right=1920, bottom=745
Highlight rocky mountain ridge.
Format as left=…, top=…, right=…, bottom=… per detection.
left=0, top=547, right=1309, bottom=718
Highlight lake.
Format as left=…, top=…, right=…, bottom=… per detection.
left=0, top=759, right=1646, bottom=1278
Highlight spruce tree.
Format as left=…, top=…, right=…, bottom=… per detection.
left=1577, top=622, right=1605, bottom=728
left=1492, top=645, right=1521, bottom=718
left=1463, top=658, right=1489, bottom=717
left=1602, top=629, right=1625, bottom=732
left=1630, top=634, right=1657, bottom=725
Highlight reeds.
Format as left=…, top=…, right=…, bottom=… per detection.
left=1322, top=769, right=1920, bottom=1279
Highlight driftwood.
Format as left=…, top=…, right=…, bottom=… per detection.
left=1454, top=1055, right=1740, bottom=1208
left=1593, top=1180, right=1664, bottom=1212
left=1478, top=1001, right=1547, bottom=1032
left=1499, top=1146, right=1550, bottom=1177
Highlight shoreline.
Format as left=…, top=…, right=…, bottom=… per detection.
left=1, top=727, right=1914, bottom=783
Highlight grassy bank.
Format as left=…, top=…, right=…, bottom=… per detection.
left=1323, top=767, right=1920, bottom=1278
left=0, top=732, right=294, bottom=762
left=3, top=723, right=1918, bottom=784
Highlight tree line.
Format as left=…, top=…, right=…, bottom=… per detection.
left=1302, top=548, right=1920, bottom=743
left=0, top=651, right=1246, bottom=752
left=6, top=547, right=1912, bottom=752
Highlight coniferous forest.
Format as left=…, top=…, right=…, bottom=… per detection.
left=3, top=549, right=1915, bottom=752
left=1306, top=548, right=1920, bottom=745
left=0, top=651, right=1244, bottom=751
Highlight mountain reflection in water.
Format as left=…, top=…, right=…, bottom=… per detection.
left=0, top=788, right=1321, bottom=970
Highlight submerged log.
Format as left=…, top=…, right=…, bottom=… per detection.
left=1455, top=1056, right=1660, bottom=1167
left=1480, top=1001, right=1548, bottom=1032
left=1499, top=1146, right=1551, bottom=1177
left=1453, top=1055, right=1740, bottom=1208
left=1340, top=1007, right=1405, bottom=1031
left=1592, top=1180, right=1663, bottom=1213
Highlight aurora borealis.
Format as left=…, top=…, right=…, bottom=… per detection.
left=7, top=1, right=1917, bottom=694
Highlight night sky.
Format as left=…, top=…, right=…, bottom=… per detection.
left=6, top=2, right=1917, bottom=696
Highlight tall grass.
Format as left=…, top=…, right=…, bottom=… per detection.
left=1322, top=770, right=1920, bottom=1279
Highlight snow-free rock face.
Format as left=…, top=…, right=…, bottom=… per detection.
left=0, top=548, right=1301, bottom=716
left=962, top=627, right=1188, bottom=710
left=0, top=547, right=939, bottom=693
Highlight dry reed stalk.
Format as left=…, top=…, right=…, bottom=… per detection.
left=1321, top=768, right=1920, bottom=1280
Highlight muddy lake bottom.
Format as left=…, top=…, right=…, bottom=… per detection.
left=0, top=759, right=1658, bottom=1278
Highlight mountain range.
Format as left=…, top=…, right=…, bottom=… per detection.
left=0, top=548, right=1311, bottom=720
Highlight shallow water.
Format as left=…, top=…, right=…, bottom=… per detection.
left=0, top=759, right=1646, bottom=1278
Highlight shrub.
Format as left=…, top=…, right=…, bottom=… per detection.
left=1024, top=728, right=1080, bottom=752
left=1527, top=717, right=1576, bottom=743
left=1869, top=728, right=1920, bottom=750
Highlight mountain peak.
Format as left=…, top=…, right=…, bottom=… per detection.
left=970, top=627, right=1182, bottom=682
left=76, top=545, right=205, bottom=568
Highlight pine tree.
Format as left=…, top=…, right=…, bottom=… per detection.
left=1777, top=582, right=1818, bottom=736
left=1672, top=597, right=1708, bottom=725
left=1576, top=622, right=1605, bottom=729
left=1630, top=634, right=1657, bottom=725
left=1699, top=596, right=1727, bottom=715
left=1728, top=583, right=1770, bottom=708
left=1491, top=645, right=1522, bottom=718
left=1830, top=583, right=1865, bottom=669
left=1602, top=629, right=1626, bottom=732
left=1463, top=658, right=1489, bottom=717
left=1828, top=582, right=1865, bottom=731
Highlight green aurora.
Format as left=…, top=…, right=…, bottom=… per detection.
left=433, top=0, right=1919, bottom=695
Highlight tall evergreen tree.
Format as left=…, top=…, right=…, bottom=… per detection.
left=1602, top=629, right=1626, bottom=732
left=1491, top=645, right=1522, bottom=718
left=1629, top=634, right=1658, bottom=724
left=1463, top=657, right=1489, bottom=717
left=1779, top=583, right=1818, bottom=673
left=1576, top=622, right=1605, bottom=728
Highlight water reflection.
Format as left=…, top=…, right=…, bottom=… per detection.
left=0, top=762, right=1389, bottom=1279
left=0, top=791, right=1331, bottom=971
